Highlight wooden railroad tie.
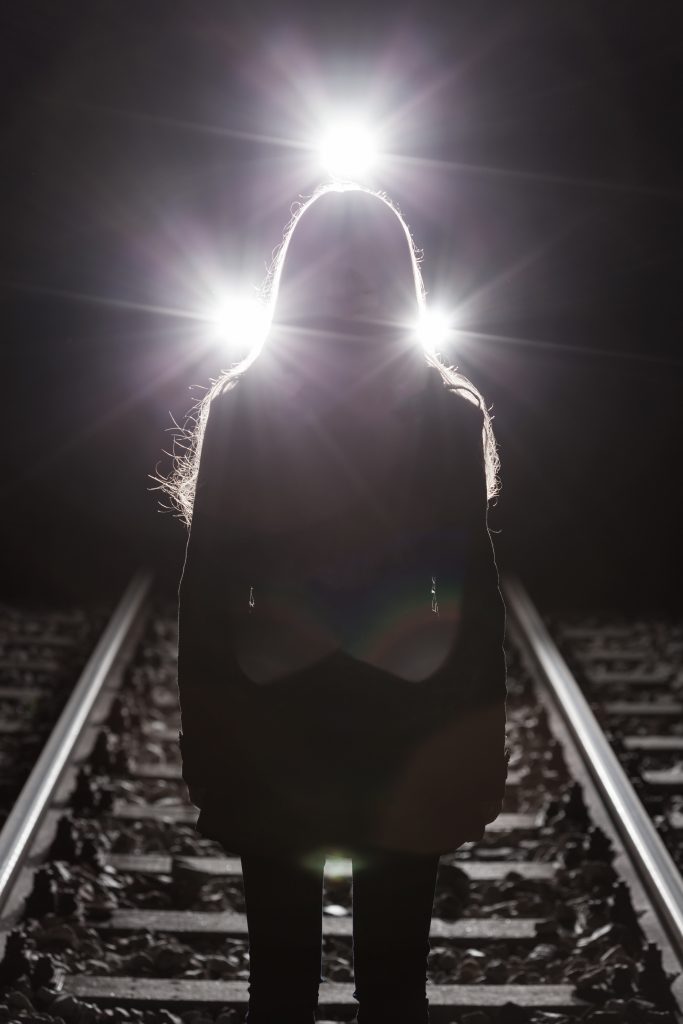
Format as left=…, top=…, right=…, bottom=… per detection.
left=558, top=626, right=637, bottom=640
left=103, top=853, right=559, bottom=882
left=91, top=909, right=545, bottom=941
left=60, top=976, right=590, bottom=1014
left=641, top=767, right=683, bottom=789
left=128, top=762, right=525, bottom=788
left=573, top=648, right=666, bottom=663
left=106, top=803, right=542, bottom=832
left=0, top=685, right=51, bottom=699
left=623, top=735, right=683, bottom=752
left=601, top=700, right=683, bottom=717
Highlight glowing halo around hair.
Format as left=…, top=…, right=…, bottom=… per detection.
left=254, top=181, right=428, bottom=365
left=318, top=119, right=379, bottom=180
left=153, top=181, right=503, bottom=528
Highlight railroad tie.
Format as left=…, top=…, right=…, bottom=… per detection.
left=60, top=976, right=590, bottom=1015
left=128, top=762, right=525, bottom=788
left=624, top=735, right=683, bottom=752
left=601, top=699, right=683, bottom=716
left=103, top=852, right=560, bottom=881
left=106, top=802, right=542, bottom=832
left=92, top=908, right=544, bottom=941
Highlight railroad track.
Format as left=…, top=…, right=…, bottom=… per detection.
left=544, top=609, right=683, bottom=873
left=0, top=570, right=681, bottom=1022
left=0, top=599, right=108, bottom=833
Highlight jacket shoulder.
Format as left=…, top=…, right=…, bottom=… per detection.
left=430, top=376, right=485, bottom=447
left=438, top=381, right=484, bottom=422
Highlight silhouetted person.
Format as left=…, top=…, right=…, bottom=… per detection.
left=164, top=184, right=508, bottom=1024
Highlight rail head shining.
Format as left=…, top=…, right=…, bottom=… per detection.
left=503, top=573, right=683, bottom=969
left=0, top=569, right=152, bottom=917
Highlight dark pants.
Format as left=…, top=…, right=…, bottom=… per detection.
left=241, top=847, right=441, bottom=1024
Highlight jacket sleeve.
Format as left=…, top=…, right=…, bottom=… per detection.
left=447, top=401, right=510, bottom=833
left=454, top=401, right=509, bottom=711
left=176, top=389, right=239, bottom=798
left=371, top=396, right=511, bottom=854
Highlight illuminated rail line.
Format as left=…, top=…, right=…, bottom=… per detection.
left=0, top=571, right=680, bottom=1021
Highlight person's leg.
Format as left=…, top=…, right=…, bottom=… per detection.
left=351, top=848, right=441, bottom=1024
left=241, top=849, right=326, bottom=1024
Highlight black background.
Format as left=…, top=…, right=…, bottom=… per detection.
left=2, top=0, right=682, bottom=613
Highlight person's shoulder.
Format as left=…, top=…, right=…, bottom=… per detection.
left=197, top=378, right=248, bottom=454
left=206, top=374, right=250, bottom=421
left=430, top=370, right=484, bottom=429
left=207, top=364, right=296, bottom=438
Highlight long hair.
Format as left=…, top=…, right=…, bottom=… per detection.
left=154, top=182, right=501, bottom=526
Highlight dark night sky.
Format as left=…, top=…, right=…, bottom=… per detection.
left=2, top=0, right=682, bottom=612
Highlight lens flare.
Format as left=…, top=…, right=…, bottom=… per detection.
left=319, top=119, right=379, bottom=180
left=417, top=307, right=452, bottom=353
left=324, top=857, right=352, bottom=879
left=207, top=293, right=268, bottom=355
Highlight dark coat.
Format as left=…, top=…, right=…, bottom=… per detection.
left=176, top=363, right=509, bottom=857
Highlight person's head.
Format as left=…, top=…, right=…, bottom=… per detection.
left=268, top=184, right=424, bottom=335
left=249, top=184, right=431, bottom=395
left=156, top=183, right=501, bottom=525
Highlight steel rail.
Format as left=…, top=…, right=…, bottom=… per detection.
left=503, top=572, right=683, bottom=969
left=0, top=569, right=152, bottom=916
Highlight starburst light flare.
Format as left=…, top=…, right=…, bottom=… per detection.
left=318, top=117, right=380, bottom=180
